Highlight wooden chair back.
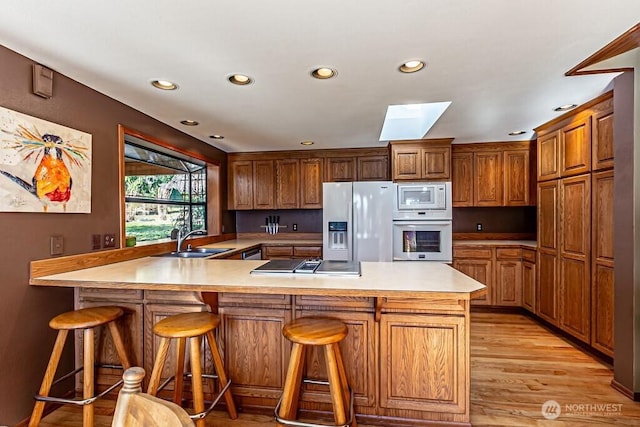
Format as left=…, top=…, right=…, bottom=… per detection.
left=111, top=367, right=195, bottom=427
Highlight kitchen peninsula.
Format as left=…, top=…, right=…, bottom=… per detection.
left=30, top=256, right=485, bottom=426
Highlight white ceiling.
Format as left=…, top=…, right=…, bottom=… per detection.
left=0, top=1, right=638, bottom=153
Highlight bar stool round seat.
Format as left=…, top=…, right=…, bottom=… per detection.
left=146, top=311, right=237, bottom=427
left=29, top=306, right=132, bottom=427
left=276, top=316, right=357, bottom=427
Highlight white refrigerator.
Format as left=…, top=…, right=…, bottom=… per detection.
left=322, top=181, right=394, bottom=261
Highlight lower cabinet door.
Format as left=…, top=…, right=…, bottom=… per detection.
left=379, top=313, right=466, bottom=414
left=522, top=261, right=536, bottom=313
left=453, top=259, right=493, bottom=305
left=591, top=264, right=614, bottom=357
left=495, top=260, right=522, bottom=306
left=218, top=306, right=292, bottom=405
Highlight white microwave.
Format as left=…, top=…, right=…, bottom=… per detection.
left=394, top=182, right=452, bottom=220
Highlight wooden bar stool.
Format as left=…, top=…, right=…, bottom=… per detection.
left=146, top=312, right=237, bottom=427
left=29, top=306, right=132, bottom=427
left=276, top=316, right=357, bottom=427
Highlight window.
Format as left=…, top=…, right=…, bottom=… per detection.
left=124, top=141, right=206, bottom=243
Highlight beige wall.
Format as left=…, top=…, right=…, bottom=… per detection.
left=0, top=45, right=229, bottom=425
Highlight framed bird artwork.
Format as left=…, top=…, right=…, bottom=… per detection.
left=0, top=106, right=92, bottom=213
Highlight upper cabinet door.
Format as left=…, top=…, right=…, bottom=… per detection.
left=357, top=155, right=389, bottom=181
left=300, top=158, right=323, bottom=208
left=253, top=160, right=276, bottom=209
left=592, top=99, right=614, bottom=171
left=325, top=157, right=356, bottom=182
left=503, top=149, right=530, bottom=206
left=560, top=116, right=591, bottom=177
left=537, top=131, right=560, bottom=182
left=474, top=151, right=503, bottom=206
left=228, top=160, right=254, bottom=210
left=451, top=152, right=473, bottom=207
left=422, top=146, right=451, bottom=180
left=276, top=159, right=300, bottom=209
left=392, top=146, right=422, bottom=180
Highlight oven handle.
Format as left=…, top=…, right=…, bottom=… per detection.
left=392, top=220, right=452, bottom=226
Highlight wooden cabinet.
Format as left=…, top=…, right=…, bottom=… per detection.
left=379, top=313, right=466, bottom=414
left=451, top=142, right=534, bottom=207
left=253, top=160, right=276, bottom=209
left=474, top=151, right=503, bottom=206
left=495, top=248, right=522, bottom=306
left=560, top=116, right=592, bottom=177
left=451, top=152, right=473, bottom=207
left=522, top=249, right=536, bottom=313
left=537, top=180, right=559, bottom=325
left=262, top=244, right=322, bottom=259
left=228, top=160, right=253, bottom=210
left=276, top=159, right=300, bottom=209
left=325, top=157, right=356, bottom=182
left=300, top=158, right=323, bottom=208
left=503, top=149, right=531, bottom=206
left=390, top=139, right=452, bottom=181
left=559, top=174, right=591, bottom=343
left=592, top=99, right=614, bottom=170
left=453, top=247, right=493, bottom=306
left=537, top=131, right=560, bottom=182
left=357, top=155, right=389, bottom=181
left=591, top=170, right=614, bottom=356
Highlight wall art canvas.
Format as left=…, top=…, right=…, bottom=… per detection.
left=0, top=106, right=92, bottom=213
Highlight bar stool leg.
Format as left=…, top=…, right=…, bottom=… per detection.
left=83, top=328, right=95, bottom=427
left=189, top=336, right=206, bottom=427
left=147, top=337, right=171, bottom=395
left=107, top=320, right=131, bottom=369
left=28, top=330, right=68, bottom=427
left=333, top=343, right=356, bottom=427
left=324, top=344, right=347, bottom=426
left=173, top=337, right=187, bottom=405
left=278, top=342, right=306, bottom=425
left=205, top=330, right=238, bottom=419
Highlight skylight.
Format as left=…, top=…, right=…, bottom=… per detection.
left=379, top=102, right=451, bottom=141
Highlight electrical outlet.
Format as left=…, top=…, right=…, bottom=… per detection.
left=293, top=223, right=298, bottom=231
left=50, top=235, right=63, bottom=255
left=103, top=233, right=116, bottom=248
left=92, top=234, right=101, bottom=250
left=476, top=223, right=483, bottom=231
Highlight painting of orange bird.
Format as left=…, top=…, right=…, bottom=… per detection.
left=0, top=108, right=91, bottom=213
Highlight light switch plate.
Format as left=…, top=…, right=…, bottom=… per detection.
left=50, top=235, right=63, bottom=255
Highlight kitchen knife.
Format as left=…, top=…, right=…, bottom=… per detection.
left=275, top=215, right=279, bottom=234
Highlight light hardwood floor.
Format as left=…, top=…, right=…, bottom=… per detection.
left=37, top=312, right=640, bottom=426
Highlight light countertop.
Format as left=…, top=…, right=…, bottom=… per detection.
left=30, top=257, right=486, bottom=299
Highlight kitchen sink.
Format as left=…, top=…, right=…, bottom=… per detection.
left=156, top=248, right=234, bottom=258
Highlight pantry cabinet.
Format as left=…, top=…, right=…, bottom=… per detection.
left=534, top=91, right=614, bottom=354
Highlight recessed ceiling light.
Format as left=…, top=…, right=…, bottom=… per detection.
left=311, top=67, right=337, bottom=79
left=209, top=134, right=224, bottom=139
left=554, top=104, right=578, bottom=112
left=151, top=80, right=178, bottom=90
left=508, top=130, right=527, bottom=136
left=180, top=120, right=199, bottom=126
left=300, top=140, right=314, bottom=146
left=399, top=60, right=425, bottom=73
left=228, top=74, right=253, bottom=85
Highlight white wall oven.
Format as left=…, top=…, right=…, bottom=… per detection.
left=392, top=221, right=452, bottom=261
left=392, top=182, right=453, bottom=262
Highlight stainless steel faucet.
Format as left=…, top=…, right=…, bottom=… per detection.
left=175, top=228, right=207, bottom=252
